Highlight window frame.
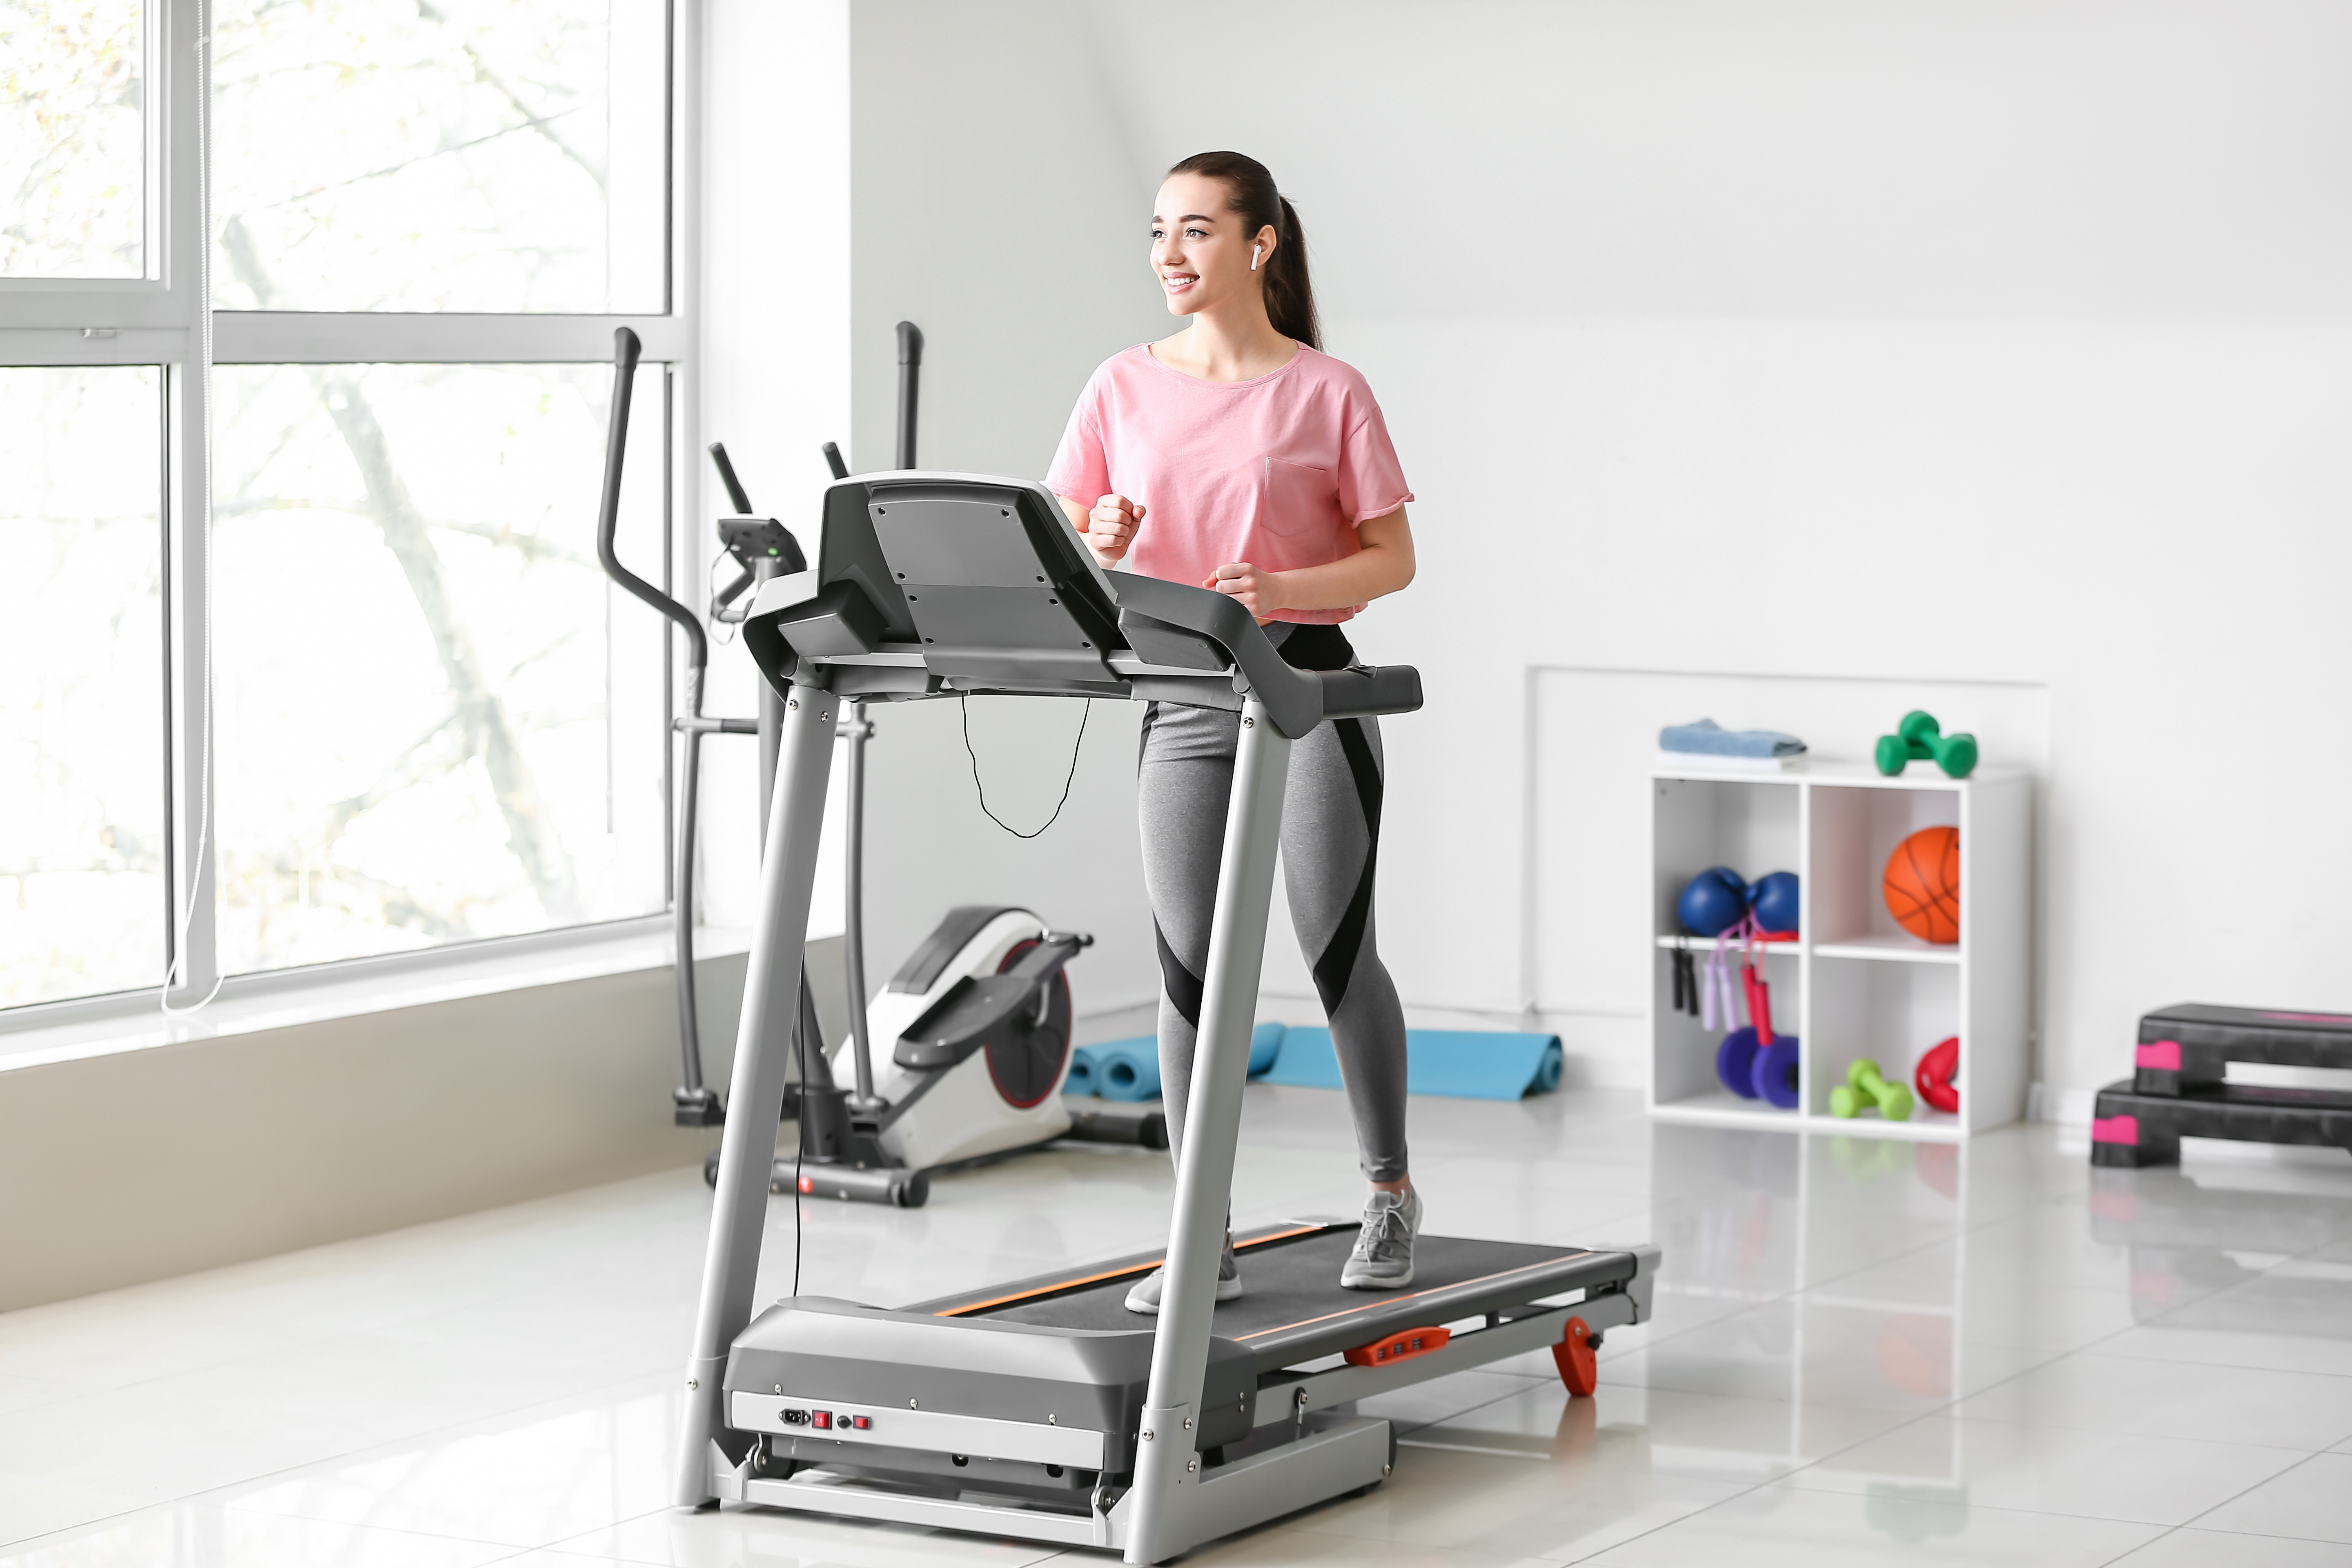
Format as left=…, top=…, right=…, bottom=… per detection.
left=0, top=0, right=703, bottom=1022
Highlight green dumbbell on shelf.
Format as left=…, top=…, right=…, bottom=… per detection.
left=1874, top=710, right=1978, bottom=779
left=1829, top=1058, right=1915, bottom=1121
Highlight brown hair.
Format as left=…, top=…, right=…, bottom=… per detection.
left=1165, top=151, right=1320, bottom=351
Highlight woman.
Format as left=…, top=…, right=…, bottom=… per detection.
left=1046, top=151, right=1420, bottom=1310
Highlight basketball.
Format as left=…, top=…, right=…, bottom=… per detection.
left=1884, top=826, right=1960, bottom=944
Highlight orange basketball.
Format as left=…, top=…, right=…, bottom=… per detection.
left=1884, top=826, right=1960, bottom=944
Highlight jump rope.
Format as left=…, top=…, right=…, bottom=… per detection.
left=1668, top=914, right=1780, bottom=1042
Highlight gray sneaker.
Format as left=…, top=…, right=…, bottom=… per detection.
left=1124, top=1233, right=1242, bottom=1314
left=1341, top=1185, right=1420, bottom=1290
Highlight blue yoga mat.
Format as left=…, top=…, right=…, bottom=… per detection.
left=1072, top=1023, right=1287, bottom=1102
left=1258, top=1027, right=1564, bottom=1100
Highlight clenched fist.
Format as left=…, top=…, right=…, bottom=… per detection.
left=1204, top=561, right=1287, bottom=620
left=1079, top=494, right=1144, bottom=566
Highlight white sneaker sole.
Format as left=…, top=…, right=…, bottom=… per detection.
left=1123, top=1274, right=1244, bottom=1315
left=1340, top=1267, right=1414, bottom=1291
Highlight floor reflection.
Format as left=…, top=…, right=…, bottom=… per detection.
left=7, top=1095, right=2352, bottom=1565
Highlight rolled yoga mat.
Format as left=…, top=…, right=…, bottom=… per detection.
left=1092, top=1038, right=1160, bottom=1102
left=1258, top=1028, right=1564, bottom=1100
left=1070, top=1023, right=1287, bottom=1102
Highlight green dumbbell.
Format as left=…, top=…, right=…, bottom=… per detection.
left=1874, top=710, right=1978, bottom=779
left=1829, top=1058, right=1915, bottom=1121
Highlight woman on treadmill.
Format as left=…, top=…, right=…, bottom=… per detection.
left=1047, top=151, right=1421, bottom=1311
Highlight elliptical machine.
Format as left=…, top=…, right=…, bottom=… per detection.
left=598, top=323, right=1156, bottom=1211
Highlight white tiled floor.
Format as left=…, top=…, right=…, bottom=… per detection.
left=7, top=1083, right=2352, bottom=1565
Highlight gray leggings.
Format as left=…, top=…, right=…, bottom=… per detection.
left=1138, top=683, right=1410, bottom=1184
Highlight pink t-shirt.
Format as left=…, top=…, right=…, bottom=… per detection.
left=1045, top=343, right=1414, bottom=626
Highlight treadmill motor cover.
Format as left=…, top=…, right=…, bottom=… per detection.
left=722, top=1297, right=1258, bottom=1470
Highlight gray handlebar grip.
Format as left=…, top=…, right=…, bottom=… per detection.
left=1317, top=665, right=1423, bottom=720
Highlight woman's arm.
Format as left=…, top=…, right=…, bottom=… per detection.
left=1205, top=506, right=1416, bottom=621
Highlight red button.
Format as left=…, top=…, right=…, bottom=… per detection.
left=812, top=1411, right=831, bottom=1429
left=852, top=1415, right=871, bottom=1430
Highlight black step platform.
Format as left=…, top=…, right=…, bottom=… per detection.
left=2134, top=1003, right=2352, bottom=1096
left=2091, top=1078, right=2352, bottom=1168
left=911, top=1220, right=1637, bottom=1375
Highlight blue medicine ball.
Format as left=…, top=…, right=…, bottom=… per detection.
left=1748, top=871, right=1800, bottom=935
left=1677, top=867, right=1749, bottom=937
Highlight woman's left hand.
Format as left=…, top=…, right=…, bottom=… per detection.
left=1204, top=561, right=1287, bottom=619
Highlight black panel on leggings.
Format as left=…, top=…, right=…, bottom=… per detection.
left=1310, top=717, right=1384, bottom=1016
left=1274, top=623, right=1356, bottom=671
left=1154, top=919, right=1205, bottom=1029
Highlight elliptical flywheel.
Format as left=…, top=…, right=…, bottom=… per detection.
left=985, top=938, right=1074, bottom=1109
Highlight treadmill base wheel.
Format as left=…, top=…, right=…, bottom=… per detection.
left=1552, top=1315, right=1599, bottom=1398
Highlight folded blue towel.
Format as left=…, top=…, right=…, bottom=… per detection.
left=1660, top=718, right=1806, bottom=758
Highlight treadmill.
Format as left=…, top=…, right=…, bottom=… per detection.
left=661, top=339, right=1662, bottom=1562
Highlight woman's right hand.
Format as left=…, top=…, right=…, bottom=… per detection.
left=1081, top=494, right=1144, bottom=565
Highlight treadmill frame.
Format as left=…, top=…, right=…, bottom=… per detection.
left=670, top=457, right=1634, bottom=1563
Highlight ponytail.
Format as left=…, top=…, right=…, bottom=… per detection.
left=1166, top=151, right=1321, bottom=351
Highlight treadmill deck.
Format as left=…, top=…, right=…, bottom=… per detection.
left=910, top=1221, right=1635, bottom=1372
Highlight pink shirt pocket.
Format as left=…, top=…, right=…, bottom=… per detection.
left=1254, top=457, right=1348, bottom=560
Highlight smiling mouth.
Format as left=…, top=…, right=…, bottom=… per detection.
left=1163, top=274, right=1196, bottom=292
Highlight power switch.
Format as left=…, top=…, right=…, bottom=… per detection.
left=851, top=1414, right=872, bottom=1430
left=812, top=1411, right=832, bottom=1430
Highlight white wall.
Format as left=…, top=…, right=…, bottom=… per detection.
left=697, top=0, right=853, bottom=938
left=837, top=0, right=1172, bottom=1021
left=817, top=0, right=2352, bottom=1106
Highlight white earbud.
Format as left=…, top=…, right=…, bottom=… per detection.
left=1251, top=243, right=1262, bottom=271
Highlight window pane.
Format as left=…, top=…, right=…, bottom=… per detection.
left=1, top=0, right=146, bottom=277
left=213, top=362, right=667, bottom=973
left=0, top=366, right=164, bottom=1007
left=211, top=0, right=667, bottom=313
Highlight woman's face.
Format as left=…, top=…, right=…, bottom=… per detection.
left=1151, top=174, right=1272, bottom=319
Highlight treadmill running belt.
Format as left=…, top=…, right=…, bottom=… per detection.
left=928, top=1223, right=1633, bottom=1372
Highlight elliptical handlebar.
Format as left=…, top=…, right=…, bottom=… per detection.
left=596, top=327, right=711, bottom=690
left=709, top=440, right=756, bottom=515
left=893, top=321, right=924, bottom=470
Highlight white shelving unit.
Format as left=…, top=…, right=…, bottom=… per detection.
left=1646, top=758, right=2031, bottom=1140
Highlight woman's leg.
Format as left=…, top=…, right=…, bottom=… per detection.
left=1136, top=702, right=1241, bottom=1159
left=1127, top=702, right=1244, bottom=1312
left=1280, top=715, right=1410, bottom=1185
left=1281, top=714, right=1417, bottom=1289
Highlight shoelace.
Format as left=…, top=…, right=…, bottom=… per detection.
left=1354, top=1202, right=1411, bottom=1259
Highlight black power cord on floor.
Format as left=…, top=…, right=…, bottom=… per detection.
left=959, top=693, right=1091, bottom=840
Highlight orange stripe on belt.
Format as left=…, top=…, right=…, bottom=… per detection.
left=933, top=1223, right=1329, bottom=1317
left=1233, top=1254, right=1592, bottom=1341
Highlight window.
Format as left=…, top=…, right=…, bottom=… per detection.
left=0, top=366, right=165, bottom=1006
left=210, top=0, right=667, bottom=312
left=211, top=361, right=667, bottom=972
left=2, top=0, right=693, bottom=1013
left=2, top=0, right=150, bottom=278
